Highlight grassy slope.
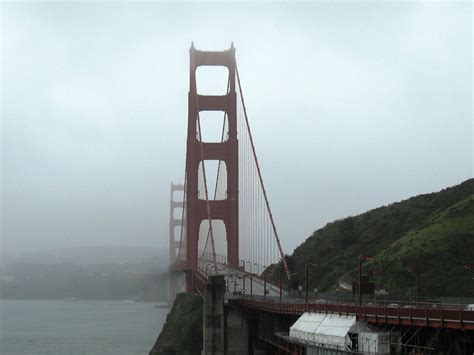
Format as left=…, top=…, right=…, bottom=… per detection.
left=275, top=179, right=473, bottom=297
left=374, top=194, right=474, bottom=296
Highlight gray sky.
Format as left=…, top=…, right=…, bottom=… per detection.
left=1, top=1, right=472, bottom=257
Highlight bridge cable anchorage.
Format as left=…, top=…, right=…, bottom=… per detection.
left=199, top=79, right=230, bottom=263
left=236, top=64, right=291, bottom=281
left=194, top=93, right=218, bottom=271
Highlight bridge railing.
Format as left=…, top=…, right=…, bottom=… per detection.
left=236, top=293, right=474, bottom=310
left=233, top=295, right=474, bottom=331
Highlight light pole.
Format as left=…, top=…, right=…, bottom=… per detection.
left=246, top=261, right=252, bottom=274
left=250, top=274, right=253, bottom=295
left=263, top=266, right=267, bottom=299
left=305, top=260, right=317, bottom=303
left=279, top=268, right=283, bottom=302
left=288, top=272, right=298, bottom=298
left=358, top=255, right=373, bottom=305
left=254, top=263, right=259, bottom=276
left=408, top=267, right=420, bottom=302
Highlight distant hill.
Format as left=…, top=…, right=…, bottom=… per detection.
left=273, top=179, right=474, bottom=298
left=0, top=245, right=169, bottom=301
left=2, top=245, right=168, bottom=268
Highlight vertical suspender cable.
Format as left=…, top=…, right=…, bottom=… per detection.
left=195, top=94, right=218, bottom=270
left=236, top=65, right=291, bottom=281
left=199, top=80, right=230, bottom=261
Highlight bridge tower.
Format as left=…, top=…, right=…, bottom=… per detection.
left=169, top=182, right=185, bottom=265
left=185, top=44, right=238, bottom=290
left=168, top=182, right=185, bottom=303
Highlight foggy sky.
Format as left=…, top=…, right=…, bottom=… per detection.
left=1, top=2, right=472, bottom=257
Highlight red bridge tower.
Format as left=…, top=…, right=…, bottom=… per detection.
left=185, top=44, right=238, bottom=290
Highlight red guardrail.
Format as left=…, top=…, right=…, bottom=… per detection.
left=237, top=298, right=474, bottom=331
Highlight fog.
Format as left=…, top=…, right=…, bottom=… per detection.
left=1, top=2, right=472, bottom=258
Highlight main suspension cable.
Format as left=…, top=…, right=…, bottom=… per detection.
left=236, top=64, right=290, bottom=280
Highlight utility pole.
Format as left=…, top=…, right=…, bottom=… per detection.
left=358, top=255, right=373, bottom=305
left=264, top=269, right=267, bottom=300
left=408, top=267, right=420, bottom=302
left=305, top=260, right=317, bottom=304
left=279, top=268, right=283, bottom=302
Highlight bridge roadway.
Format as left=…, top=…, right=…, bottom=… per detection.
left=195, top=261, right=474, bottom=331
left=198, top=260, right=283, bottom=298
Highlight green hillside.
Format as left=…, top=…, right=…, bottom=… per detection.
left=149, top=293, right=203, bottom=355
left=273, top=179, right=474, bottom=298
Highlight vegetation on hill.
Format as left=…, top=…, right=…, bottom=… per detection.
left=149, top=292, right=203, bottom=355
left=270, top=179, right=474, bottom=298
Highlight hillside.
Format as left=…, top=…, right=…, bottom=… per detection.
left=149, top=293, right=203, bottom=355
left=274, top=179, right=474, bottom=298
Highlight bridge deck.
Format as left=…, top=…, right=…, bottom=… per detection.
left=197, top=261, right=283, bottom=297
left=178, top=260, right=474, bottom=331
left=236, top=297, right=474, bottom=331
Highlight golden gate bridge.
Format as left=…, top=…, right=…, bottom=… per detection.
left=166, top=44, right=474, bottom=354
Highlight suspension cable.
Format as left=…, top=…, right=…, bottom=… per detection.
left=199, top=79, right=230, bottom=261
left=236, top=64, right=290, bottom=280
left=194, top=94, right=218, bottom=270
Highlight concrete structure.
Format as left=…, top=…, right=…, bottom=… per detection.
left=204, top=275, right=226, bottom=354
left=225, top=304, right=249, bottom=354
left=203, top=275, right=249, bottom=355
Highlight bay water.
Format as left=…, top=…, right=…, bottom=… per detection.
left=0, top=299, right=168, bottom=355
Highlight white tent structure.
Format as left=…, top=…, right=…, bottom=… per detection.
left=289, top=313, right=357, bottom=351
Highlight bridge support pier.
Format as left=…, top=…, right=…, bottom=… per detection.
left=204, top=275, right=249, bottom=355
left=204, top=275, right=226, bottom=354
left=225, top=306, right=249, bottom=354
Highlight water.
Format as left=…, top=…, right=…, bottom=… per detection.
left=0, top=299, right=168, bottom=355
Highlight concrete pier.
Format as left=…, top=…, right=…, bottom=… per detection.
left=203, top=275, right=249, bottom=355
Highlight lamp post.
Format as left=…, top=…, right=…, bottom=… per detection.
left=246, top=261, right=252, bottom=274
left=279, top=268, right=283, bottom=302
left=358, top=255, right=373, bottom=305
left=305, top=260, right=317, bottom=303
left=408, top=267, right=420, bottom=302
left=288, top=272, right=298, bottom=298
left=263, top=266, right=267, bottom=299
left=250, top=274, right=253, bottom=295
left=254, top=263, right=259, bottom=276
